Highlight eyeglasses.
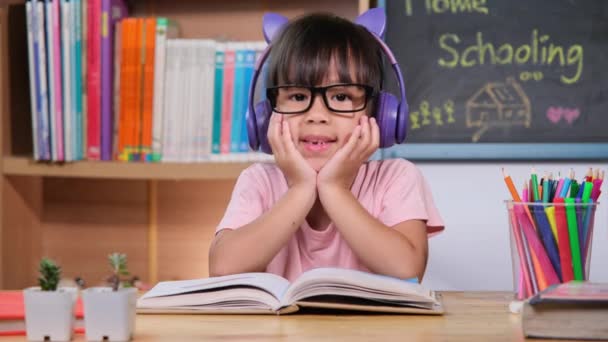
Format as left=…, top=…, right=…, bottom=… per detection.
left=266, top=84, right=375, bottom=114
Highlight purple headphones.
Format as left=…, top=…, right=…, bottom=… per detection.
left=246, top=8, right=409, bottom=154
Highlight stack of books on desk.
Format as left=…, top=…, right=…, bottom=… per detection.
left=136, top=267, right=444, bottom=315
left=522, top=282, right=608, bottom=340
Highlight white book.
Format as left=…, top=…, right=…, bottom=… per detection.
left=137, top=268, right=444, bottom=315
left=26, top=1, right=39, bottom=160
left=183, top=40, right=196, bottom=162
left=193, top=39, right=214, bottom=162
left=202, top=40, right=216, bottom=162
left=177, top=40, right=189, bottom=162
left=61, top=0, right=73, bottom=161
left=161, top=40, right=178, bottom=162
left=151, top=18, right=168, bottom=162
left=191, top=41, right=201, bottom=162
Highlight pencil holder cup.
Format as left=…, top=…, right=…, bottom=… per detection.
left=505, top=200, right=599, bottom=301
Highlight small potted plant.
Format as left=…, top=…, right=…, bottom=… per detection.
left=82, top=253, right=137, bottom=341
left=24, top=258, right=78, bottom=341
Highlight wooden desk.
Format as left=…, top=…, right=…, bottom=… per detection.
left=2, top=292, right=581, bottom=341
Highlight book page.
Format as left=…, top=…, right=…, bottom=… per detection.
left=137, top=272, right=290, bottom=311
left=282, top=268, right=437, bottom=308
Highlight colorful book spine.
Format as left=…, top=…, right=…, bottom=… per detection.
left=45, top=0, right=58, bottom=160
left=117, top=18, right=132, bottom=161
left=240, top=45, right=256, bottom=153
left=141, top=18, right=156, bottom=161
left=100, top=0, right=128, bottom=160
left=211, top=43, right=224, bottom=156
left=112, top=20, right=123, bottom=159
left=25, top=1, right=40, bottom=160
left=72, top=0, right=83, bottom=160
left=35, top=1, right=52, bottom=160
left=86, top=0, right=101, bottom=160
left=131, top=18, right=145, bottom=161
left=230, top=44, right=245, bottom=154
left=61, top=0, right=73, bottom=161
left=81, top=0, right=87, bottom=158
left=220, top=45, right=235, bottom=155
left=50, top=0, right=64, bottom=161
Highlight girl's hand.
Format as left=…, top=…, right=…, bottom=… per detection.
left=317, top=115, right=379, bottom=191
left=267, top=113, right=317, bottom=189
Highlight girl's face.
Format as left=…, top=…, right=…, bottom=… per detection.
left=279, top=63, right=370, bottom=172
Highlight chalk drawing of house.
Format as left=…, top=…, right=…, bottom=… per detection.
left=466, top=77, right=531, bottom=142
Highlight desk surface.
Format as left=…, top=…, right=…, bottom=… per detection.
left=3, top=291, right=581, bottom=341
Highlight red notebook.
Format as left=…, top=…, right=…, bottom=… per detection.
left=0, top=291, right=84, bottom=336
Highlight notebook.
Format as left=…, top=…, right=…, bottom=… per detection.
left=137, top=267, right=444, bottom=315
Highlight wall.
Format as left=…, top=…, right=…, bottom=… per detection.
left=419, top=162, right=608, bottom=291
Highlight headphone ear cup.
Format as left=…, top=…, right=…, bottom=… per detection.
left=246, top=108, right=259, bottom=152
left=396, top=99, right=409, bottom=144
left=375, top=91, right=398, bottom=148
left=247, top=100, right=272, bottom=153
left=255, top=100, right=273, bottom=154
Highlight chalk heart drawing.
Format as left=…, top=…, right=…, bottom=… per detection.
left=563, top=108, right=580, bottom=125
left=546, top=106, right=581, bottom=125
left=546, top=106, right=562, bottom=124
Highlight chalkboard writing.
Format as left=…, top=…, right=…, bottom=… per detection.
left=385, top=0, right=608, bottom=144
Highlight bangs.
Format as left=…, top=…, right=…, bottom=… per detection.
left=268, top=13, right=382, bottom=89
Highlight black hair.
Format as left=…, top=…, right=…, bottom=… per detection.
left=267, top=12, right=384, bottom=94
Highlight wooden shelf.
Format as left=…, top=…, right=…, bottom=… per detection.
left=2, top=156, right=254, bottom=180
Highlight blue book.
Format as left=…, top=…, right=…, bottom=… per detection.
left=211, top=44, right=224, bottom=155
left=239, top=47, right=255, bottom=153
left=230, top=46, right=246, bottom=153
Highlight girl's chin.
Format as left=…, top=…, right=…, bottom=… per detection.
left=306, top=158, right=328, bottom=172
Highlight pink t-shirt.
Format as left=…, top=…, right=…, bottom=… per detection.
left=216, top=158, right=444, bottom=282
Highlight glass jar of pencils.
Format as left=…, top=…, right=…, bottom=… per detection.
left=506, top=200, right=599, bottom=304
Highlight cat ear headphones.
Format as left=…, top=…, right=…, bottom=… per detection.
left=246, top=8, right=409, bottom=154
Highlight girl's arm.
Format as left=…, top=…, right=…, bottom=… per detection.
left=317, top=116, right=429, bottom=280
left=209, top=114, right=317, bottom=276
left=208, top=183, right=316, bottom=277
left=318, top=185, right=428, bottom=280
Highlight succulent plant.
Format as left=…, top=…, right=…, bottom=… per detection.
left=38, top=258, right=61, bottom=291
left=108, top=253, right=130, bottom=291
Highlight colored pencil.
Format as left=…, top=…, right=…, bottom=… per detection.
left=531, top=168, right=540, bottom=202
left=564, top=197, right=583, bottom=280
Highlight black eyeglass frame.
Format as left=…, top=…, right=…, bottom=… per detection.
left=266, top=83, right=376, bottom=114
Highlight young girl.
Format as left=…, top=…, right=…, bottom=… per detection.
left=209, top=11, right=444, bottom=282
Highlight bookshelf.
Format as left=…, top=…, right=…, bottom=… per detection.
left=3, top=156, right=255, bottom=180
left=0, top=0, right=367, bottom=290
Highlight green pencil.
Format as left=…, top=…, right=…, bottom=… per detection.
left=582, top=182, right=593, bottom=203
left=531, top=168, right=540, bottom=202
left=542, top=174, right=550, bottom=203
left=569, top=180, right=579, bottom=199
left=564, top=197, right=583, bottom=280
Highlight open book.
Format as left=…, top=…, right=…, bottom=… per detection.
left=136, top=268, right=444, bottom=315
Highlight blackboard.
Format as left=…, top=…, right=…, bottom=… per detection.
left=382, top=0, right=608, bottom=159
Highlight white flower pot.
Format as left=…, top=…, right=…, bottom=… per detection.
left=82, top=287, right=137, bottom=342
left=23, top=287, right=78, bottom=342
